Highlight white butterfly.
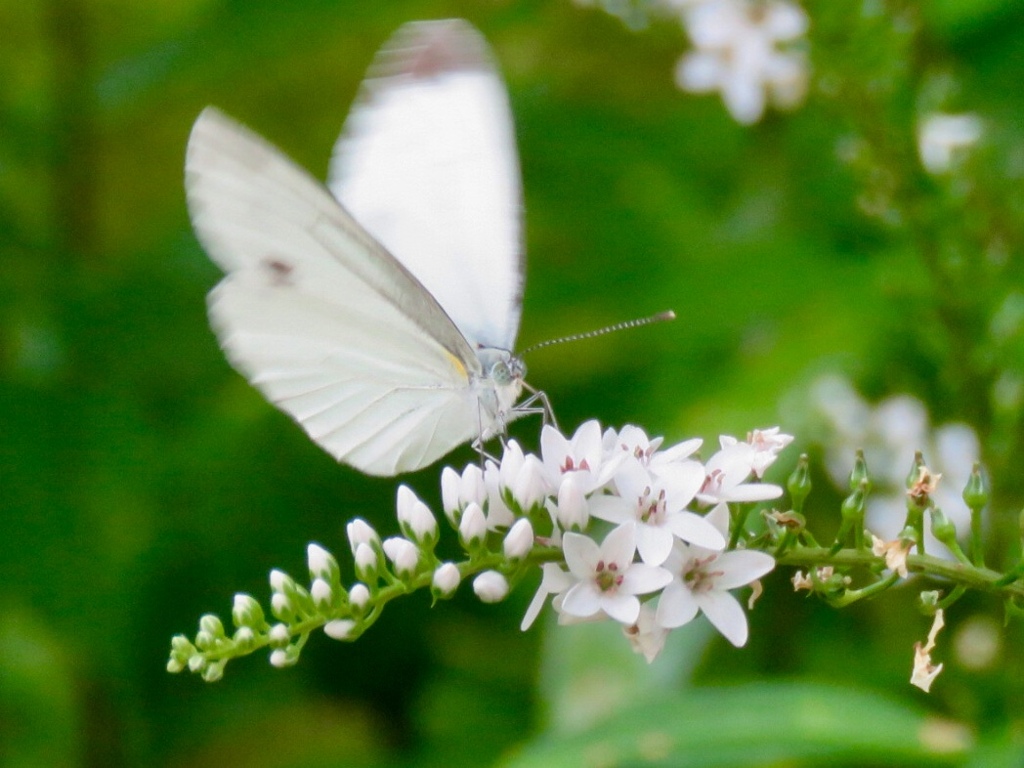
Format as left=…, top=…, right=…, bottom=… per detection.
left=186, top=20, right=534, bottom=476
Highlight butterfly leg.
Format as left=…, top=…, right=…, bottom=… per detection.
left=518, top=383, right=559, bottom=430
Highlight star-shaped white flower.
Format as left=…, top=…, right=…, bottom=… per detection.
left=655, top=503, right=775, bottom=646
left=590, top=460, right=725, bottom=566
left=721, top=427, right=794, bottom=479
left=542, top=420, right=623, bottom=494
left=697, top=441, right=784, bottom=505
left=561, top=523, right=672, bottom=625
left=602, top=424, right=703, bottom=479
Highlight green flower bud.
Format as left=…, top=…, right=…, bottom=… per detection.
left=231, top=594, right=266, bottom=630
left=930, top=507, right=957, bottom=547
left=199, top=613, right=226, bottom=639
left=787, top=454, right=812, bottom=514
left=849, top=449, right=872, bottom=494
left=962, top=463, right=988, bottom=511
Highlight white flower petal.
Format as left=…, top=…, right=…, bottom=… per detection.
left=696, top=590, right=749, bottom=646
left=676, top=52, right=723, bottom=93
left=636, top=522, right=674, bottom=566
left=602, top=522, right=637, bottom=566
left=714, top=550, right=776, bottom=589
left=621, top=563, right=673, bottom=595
left=562, top=581, right=604, bottom=618
left=656, top=581, right=700, bottom=628
left=666, top=510, right=727, bottom=550
left=563, top=532, right=600, bottom=578
left=588, top=494, right=634, bottom=525
left=764, top=1, right=808, bottom=40
left=600, top=592, right=641, bottom=625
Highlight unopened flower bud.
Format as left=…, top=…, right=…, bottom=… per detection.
left=503, top=518, right=534, bottom=561
left=270, top=592, right=295, bottom=623
left=354, top=542, right=380, bottom=584
left=346, top=519, right=380, bottom=556
left=268, top=623, right=290, bottom=648
left=441, top=467, right=463, bottom=525
left=307, top=543, right=340, bottom=584
left=310, top=577, right=333, bottom=611
left=432, top=562, right=461, bottom=599
left=233, top=626, right=256, bottom=649
left=786, top=454, right=812, bottom=514
left=231, top=594, right=265, bottom=629
left=930, top=507, right=958, bottom=547
left=269, top=649, right=290, bottom=668
left=962, top=463, right=988, bottom=511
left=324, top=619, right=356, bottom=640
left=199, top=614, right=225, bottom=639
left=349, top=583, right=370, bottom=611
left=473, top=570, right=509, bottom=603
left=849, top=449, right=872, bottom=494
left=396, top=485, right=439, bottom=547
left=513, top=455, right=549, bottom=512
left=202, top=661, right=225, bottom=682
left=269, top=569, right=297, bottom=596
left=556, top=472, right=589, bottom=532
left=459, top=502, right=488, bottom=550
left=383, top=537, right=420, bottom=580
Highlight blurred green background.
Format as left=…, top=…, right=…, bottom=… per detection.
left=4, top=0, right=1024, bottom=765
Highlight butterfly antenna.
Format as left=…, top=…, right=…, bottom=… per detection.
left=520, top=310, right=676, bottom=356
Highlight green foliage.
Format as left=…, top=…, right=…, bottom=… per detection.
left=4, top=0, right=1024, bottom=765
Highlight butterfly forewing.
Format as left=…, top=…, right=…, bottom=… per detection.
left=187, top=108, right=487, bottom=475
left=329, top=19, right=524, bottom=352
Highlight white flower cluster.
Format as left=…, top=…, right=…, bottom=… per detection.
left=439, top=420, right=791, bottom=662
left=666, top=0, right=809, bottom=124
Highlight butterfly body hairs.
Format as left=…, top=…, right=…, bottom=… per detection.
left=186, top=20, right=532, bottom=476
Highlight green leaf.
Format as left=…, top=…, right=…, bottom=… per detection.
left=503, top=681, right=970, bottom=768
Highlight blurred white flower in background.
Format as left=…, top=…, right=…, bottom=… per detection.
left=810, top=375, right=981, bottom=558
left=571, top=0, right=811, bottom=124
left=673, top=0, right=809, bottom=124
left=917, top=113, right=983, bottom=174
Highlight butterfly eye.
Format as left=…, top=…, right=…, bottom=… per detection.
left=490, top=357, right=524, bottom=386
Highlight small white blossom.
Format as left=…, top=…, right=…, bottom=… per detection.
left=676, top=0, right=809, bottom=125
left=591, top=459, right=725, bottom=566
left=324, top=619, right=356, bottom=640
left=722, top=427, right=794, bottom=479
left=542, top=420, right=622, bottom=494
left=269, top=649, right=289, bottom=668
left=432, top=562, right=461, bottom=597
left=473, top=570, right=510, bottom=603
left=561, top=523, right=672, bottom=625
left=503, top=518, right=535, bottom=561
left=656, top=503, right=775, bottom=646
left=918, top=113, right=982, bottom=174
left=697, top=441, right=784, bottom=505
left=603, top=424, right=702, bottom=476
